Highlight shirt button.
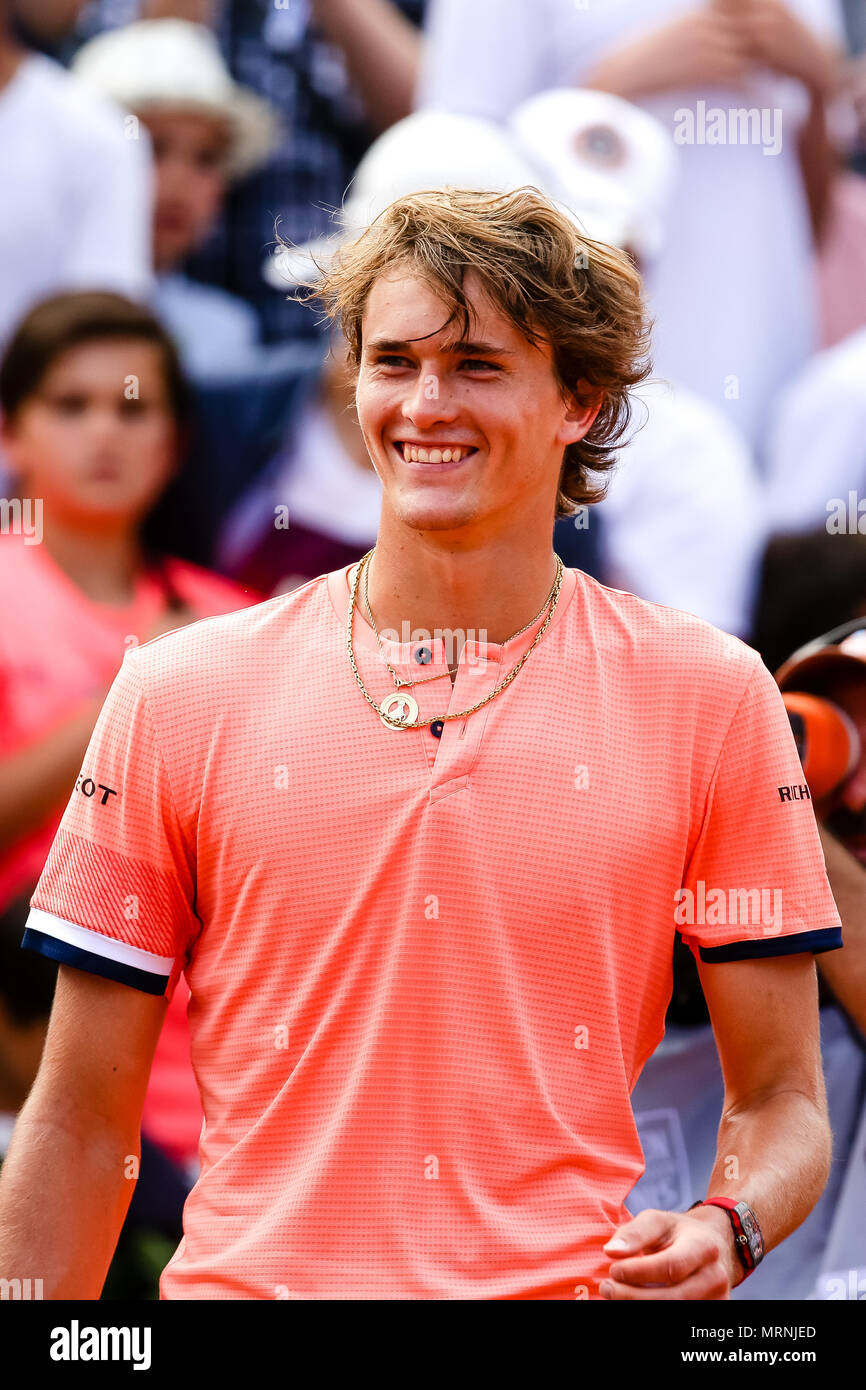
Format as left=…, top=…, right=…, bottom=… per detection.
left=415, top=646, right=432, bottom=664
left=430, top=720, right=444, bottom=739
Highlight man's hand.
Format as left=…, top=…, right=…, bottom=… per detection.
left=600, top=1206, right=740, bottom=1300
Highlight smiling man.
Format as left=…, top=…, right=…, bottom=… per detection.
left=0, top=187, right=844, bottom=1301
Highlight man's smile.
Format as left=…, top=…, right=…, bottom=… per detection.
left=392, top=439, right=480, bottom=470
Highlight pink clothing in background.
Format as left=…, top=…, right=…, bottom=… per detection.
left=0, top=531, right=260, bottom=1166
left=815, top=171, right=866, bottom=349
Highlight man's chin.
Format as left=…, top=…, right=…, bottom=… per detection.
left=389, top=495, right=481, bottom=533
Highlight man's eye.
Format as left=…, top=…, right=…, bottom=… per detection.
left=376, top=355, right=412, bottom=367
left=461, top=359, right=501, bottom=372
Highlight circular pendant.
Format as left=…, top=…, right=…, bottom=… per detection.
left=380, top=691, right=419, bottom=729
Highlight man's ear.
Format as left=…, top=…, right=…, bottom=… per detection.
left=557, top=381, right=604, bottom=448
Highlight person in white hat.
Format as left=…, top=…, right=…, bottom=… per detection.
left=510, top=88, right=766, bottom=639
left=72, top=19, right=280, bottom=378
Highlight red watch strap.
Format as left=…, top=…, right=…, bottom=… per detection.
left=689, top=1198, right=758, bottom=1276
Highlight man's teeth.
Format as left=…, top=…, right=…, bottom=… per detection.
left=400, top=443, right=473, bottom=463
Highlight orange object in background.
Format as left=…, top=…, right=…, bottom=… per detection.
left=782, top=690, right=861, bottom=801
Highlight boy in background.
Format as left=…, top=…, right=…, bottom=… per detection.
left=0, top=290, right=261, bottom=1184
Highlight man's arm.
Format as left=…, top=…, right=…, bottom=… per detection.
left=602, top=951, right=832, bottom=1299
left=0, top=965, right=168, bottom=1299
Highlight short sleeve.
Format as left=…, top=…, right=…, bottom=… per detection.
left=678, top=654, right=842, bottom=963
left=21, top=649, right=199, bottom=997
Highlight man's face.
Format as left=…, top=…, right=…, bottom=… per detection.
left=145, top=109, right=231, bottom=272
left=354, top=267, right=600, bottom=538
left=813, top=670, right=866, bottom=862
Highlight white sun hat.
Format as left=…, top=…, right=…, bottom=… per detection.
left=508, top=88, right=679, bottom=263
left=71, top=19, right=280, bottom=180
left=263, top=108, right=622, bottom=290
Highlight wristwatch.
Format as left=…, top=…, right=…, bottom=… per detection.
left=689, top=1198, right=764, bottom=1279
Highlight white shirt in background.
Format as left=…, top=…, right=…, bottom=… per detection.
left=763, top=325, right=866, bottom=534
left=417, top=0, right=846, bottom=448
left=598, top=377, right=766, bottom=637
left=152, top=272, right=260, bottom=379
left=0, top=52, right=152, bottom=345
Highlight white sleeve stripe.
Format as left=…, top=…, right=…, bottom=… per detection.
left=25, top=908, right=175, bottom=975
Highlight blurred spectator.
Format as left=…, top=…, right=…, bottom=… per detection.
left=74, top=0, right=426, bottom=345
left=512, top=88, right=765, bottom=636
left=72, top=20, right=279, bottom=378
left=216, top=333, right=381, bottom=595
left=0, top=291, right=263, bottom=1172
left=761, top=325, right=866, bottom=533
left=418, top=0, right=846, bottom=448
left=752, top=529, right=866, bottom=673
left=0, top=0, right=152, bottom=348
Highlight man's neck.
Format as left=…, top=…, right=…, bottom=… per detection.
left=365, top=513, right=561, bottom=648
left=40, top=516, right=144, bottom=606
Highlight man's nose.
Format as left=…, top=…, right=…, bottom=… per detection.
left=401, top=370, right=459, bottom=428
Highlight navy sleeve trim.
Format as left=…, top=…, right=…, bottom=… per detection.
left=698, top=926, right=843, bottom=963
left=21, top=928, right=169, bottom=996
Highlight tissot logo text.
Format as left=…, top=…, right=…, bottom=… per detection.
left=75, top=773, right=117, bottom=805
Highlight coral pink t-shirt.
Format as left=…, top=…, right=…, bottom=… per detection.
left=24, top=562, right=841, bottom=1298
left=1, top=531, right=259, bottom=1165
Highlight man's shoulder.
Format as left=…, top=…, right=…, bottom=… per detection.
left=127, top=572, right=333, bottom=694
left=571, top=568, right=761, bottom=687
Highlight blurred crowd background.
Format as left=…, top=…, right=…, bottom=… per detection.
left=2, top=0, right=866, bottom=1301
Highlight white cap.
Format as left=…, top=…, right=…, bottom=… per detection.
left=264, top=108, right=617, bottom=289
left=71, top=20, right=280, bottom=180
left=508, top=88, right=679, bottom=262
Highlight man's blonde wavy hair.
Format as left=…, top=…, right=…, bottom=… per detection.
left=305, top=185, right=653, bottom=519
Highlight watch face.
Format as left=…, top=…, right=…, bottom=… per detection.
left=735, top=1202, right=764, bottom=1261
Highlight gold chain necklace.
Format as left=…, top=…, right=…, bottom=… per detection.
left=362, top=549, right=560, bottom=692
left=346, top=547, right=564, bottom=730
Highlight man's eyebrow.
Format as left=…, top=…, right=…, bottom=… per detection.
left=365, top=336, right=517, bottom=357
